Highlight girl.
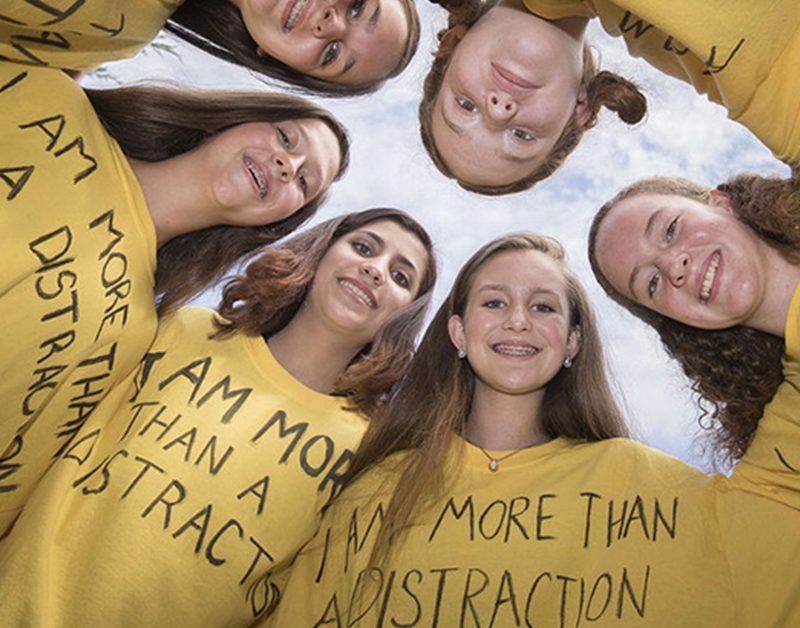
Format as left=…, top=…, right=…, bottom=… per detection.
left=0, top=61, right=348, bottom=536
left=266, top=232, right=800, bottom=626
left=589, top=174, right=800, bottom=466
left=0, top=0, right=420, bottom=96
left=0, top=208, right=438, bottom=626
left=419, top=0, right=646, bottom=195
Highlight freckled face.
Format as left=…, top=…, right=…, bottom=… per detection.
left=205, top=118, right=340, bottom=226
left=431, top=4, right=587, bottom=188
left=594, top=192, right=772, bottom=329
left=236, top=0, right=409, bottom=86
left=449, top=249, right=579, bottom=400
left=305, top=219, right=429, bottom=345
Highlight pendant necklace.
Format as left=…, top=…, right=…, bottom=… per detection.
left=477, top=445, right=527, bottom=472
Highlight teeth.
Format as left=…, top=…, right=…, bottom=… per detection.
left=340, top=279, right=375, bottom=308
left=493, top=344, right=538, bottom=356
left=284, top=0, right=308, bottom=30
left=244, top=156, right=267, bottom=200
left=700, top=252, right=720, bottom=301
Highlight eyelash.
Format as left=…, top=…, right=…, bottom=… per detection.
left=648, top=218, right=679, bottom=297
left=277, top=126, right=291, bottom=148
left=456, top=96, right=477, bottom=113
left=322, top=41, right=340, bottom=66
left=511, top=128, right=534, bottom=142
left=349, top=0, right=365, bottom=18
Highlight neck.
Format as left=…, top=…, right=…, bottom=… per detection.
left=129, top=156, right=220, bottom=247
left=466, top=387, right=549, bottom=450
left=747, top=247, right=800, bottom=337
left=267, top=307, right=366, bottom=395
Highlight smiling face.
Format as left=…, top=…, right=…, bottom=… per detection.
left=594, top=192, right=773, bottom=330
left=431, top=4, right=588, bottom=188
left=205, top=118, right=341, bottom=226
left=449, top=249, right=579, bottom=400
left=234, top=0, right=410, bottom=86
left=305, top=219, right=429, bottom=346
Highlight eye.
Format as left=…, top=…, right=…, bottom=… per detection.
left=392, top=270, right=410, bottom=289
left=352, top=240, right=372, bottom=256
left=349, top=0, right=365, bottom=19
left=322, top=41, right=341, bottom=66
left=532, top=303, right=554, bottom=313
left=665, top=217, right=678, bottom=242
left=297, top=172, right=309, bottom=197
left=483, top=299, right=505, bottom=309
left=511, top=128, right=534, bottom=142
left=456, top=96, right=477, bottom=113
left=647, top=273, right=660, bottom=298
left=277, top=126, right=291, bottom=148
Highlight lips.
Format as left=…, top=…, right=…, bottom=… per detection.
left=283, top=0, right=311, bottom=32
left=492, top=342, right=539, bottom=357
left=338, top=278, right=377, bottom=309
left=243, top=155, right=268, bottom=200
left=699, top=250, right=721, bottom=302
left=491, top=63, right=537, bottom=93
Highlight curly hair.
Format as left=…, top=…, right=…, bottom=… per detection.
left=346, top=232, right=628, bottom=565
left=86, top=85, right=350, bottom=315
left=588, top=174, right=800, bottom=465
left=214, top=208, right=438, bottom=418
left=166, top=0, right=420, bottom=97
left=418, top=0, right=646, bottom=195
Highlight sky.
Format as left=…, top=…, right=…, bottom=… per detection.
left=84, top=4, right=790, bottom=471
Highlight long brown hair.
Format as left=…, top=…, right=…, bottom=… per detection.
left=418, top=0, right=646, bottom=195
left=166, top=0, right=420, bottom=97
left=347, top=232, right=628, bottom=562
left=588, top=174, right=800, bottom=465
left=214, top=208, right=437, bottom=417
left=86, top=85, right=350, bottom=314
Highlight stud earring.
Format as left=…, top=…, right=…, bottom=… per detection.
left=563, top=356, right=572, bottom=368
left=457, top=347, right=466, bottom=359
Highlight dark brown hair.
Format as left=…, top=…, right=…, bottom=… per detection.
left=347, top=232, right=628, bottom=562
left=215, top=208, right=438, bottom=417
left=588, top=174, right=800, bottom=465
left=166, top=0, right=420, bottom=97
left=86, top=85, right=350, bottom=314
left=419, top=0, right=646, bottom=195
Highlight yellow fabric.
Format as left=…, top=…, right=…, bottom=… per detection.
left=0, top=0, right=183, bottom=71
left=0, top=62, right=157, bottom=536
left=729, top=281, right=800, bottom=505
left=266, top=437, right=800, bottom=626
left=522, top=0, right=800, bottom=167
left=0, top=306, right=369, bottom=626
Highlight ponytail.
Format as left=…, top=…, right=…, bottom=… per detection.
left=585, top=70, right=647, bottom=126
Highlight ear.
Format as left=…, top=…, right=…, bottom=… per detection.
left=709, top=188, right=733, bottom=213
left=437, top=24, right=467, bottom=57
left=448, top=315, right=466, bottom=351
left=566, top=326, right=581, bottom=361
left=574, top=85, right=592, bottom=128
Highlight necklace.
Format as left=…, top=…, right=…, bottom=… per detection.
left=477, top=445, right=527, bottom=472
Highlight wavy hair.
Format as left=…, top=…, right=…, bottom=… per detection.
left=346, top=232, right=627, bottom=563
left=418, top=0, right=646, bottom=195
left=166, top=0, right=420, bottom=97
left=86, top=85, right=350, bottom=314
left=214, top=208, right=437, bottom=417
left=588, top=174, right=800, bottom=465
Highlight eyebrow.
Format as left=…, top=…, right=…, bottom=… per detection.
left=336, top=1, right=381, bottom=78
left=363, top=229, right=419, bottom=274
left=627, top=208, right=663, bottom=297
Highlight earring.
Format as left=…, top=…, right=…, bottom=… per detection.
left=563, top=356, right=572, bottom=368
left=457, top=347, right=466, bottom=359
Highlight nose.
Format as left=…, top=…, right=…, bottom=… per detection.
left=360, top=262, right=384, bottom=285
left=274, top=152, right=300, bottom=182
left=665, top=252, right=690, bottom=287
left=314, top=6, right=346, bottom=37
left=485, top=91, right=517, bottom=125
left=503, top=303, right=530, bottom=331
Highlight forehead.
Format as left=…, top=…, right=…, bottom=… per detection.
left=349, top=218, right=428, bottom=261
left=296, top=118, right=341, bottom=179
left=471, top=249, right=567, bottom=295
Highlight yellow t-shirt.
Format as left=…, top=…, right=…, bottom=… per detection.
left=523, top=0, right=800, bottom=167
left=266, top=437, right=800, bottom=626
left=0, top=62, right=157, bottom=535
left=0, top=0, right=183, bottom=70
left=0, top=306, right=369, bottom=626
